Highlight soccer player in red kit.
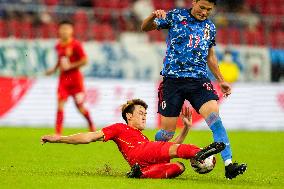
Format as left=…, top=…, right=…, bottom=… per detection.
left=41, top=99, right=225, bottom=179
left=45, top=20, right=95, bottom=135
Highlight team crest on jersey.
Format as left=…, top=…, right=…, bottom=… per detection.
left=178, top=15, right=187, bottom=22
left=204, top=24, right=211, bottom=40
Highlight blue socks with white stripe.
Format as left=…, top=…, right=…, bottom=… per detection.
left=206, top=112, right=232, bottom=165
left=155, top=129, right=175, bottom=141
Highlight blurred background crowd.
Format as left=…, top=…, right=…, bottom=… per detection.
left=0, top=0, right=283, bottom=47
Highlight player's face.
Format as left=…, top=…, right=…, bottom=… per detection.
left=131, top=105, right=147, bottom=130
left=58, top=24, right=74, bottom=41
left=192, top=0, right=214, bottom=21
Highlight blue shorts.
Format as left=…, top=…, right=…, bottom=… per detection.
left=158, top=77, right=219, bottom=117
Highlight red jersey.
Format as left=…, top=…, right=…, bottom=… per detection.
left=55, top=39, right=86, bottom=81
left=102, top=123, right=150, bottom=162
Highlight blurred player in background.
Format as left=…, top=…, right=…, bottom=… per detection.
left=141, top=0, right=246, bottom=179
left=41, top=99, right=225, bottom=179
left=46, top=20, right=95, bottom=135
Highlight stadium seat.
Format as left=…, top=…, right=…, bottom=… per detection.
left=8, top=19, right=21, bottom=38
left=94, top=8, right=112, bottom=23
left=118, top=0, right=130, bottom=9
left=0, top=19, right=8, bottom=38
left=244, top=28, right=265, bottom=46
left=21, top=21, right=35, bottom=39
left=117, top=15, right=128, bottom=31
left=38, top=23, right=58, bottom=39
left=44, top=0, right=58, bottom=6
left=93, top=0, right=109, bottom=8
left=229, top=28, right=241, bottom=45
left=198, top=27, right=242, bottom=46
left=152, top=0, right=174, bottom=10
left=280, top=3, right=284, bottom=15
left=74, top=23, right=89, bottom=41
left=73, top=10, right=89, bottom=24
left=91, top=23, right=115, bottom=41
left=216, top=27, right=229, bottom=44
left=267, top=30, right=284, bottom=48
left=108, top=0, right=121, bottom=9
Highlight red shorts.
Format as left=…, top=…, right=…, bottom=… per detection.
left=127, top=142, right=174, bottom=168
left=57, top=72, right=85, bottom=101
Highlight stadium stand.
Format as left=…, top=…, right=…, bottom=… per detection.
left=0, top=0, right=283, bottom=47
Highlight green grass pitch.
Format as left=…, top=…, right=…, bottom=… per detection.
left=0, top=127, right=283, bottom=189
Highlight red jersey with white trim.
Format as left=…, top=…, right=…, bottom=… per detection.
left=102, top=123, right=149, bottom=163
left=55, top=39, right=86, bottom=81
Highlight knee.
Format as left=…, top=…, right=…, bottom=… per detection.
left=175, top=162, right=185, bottom=172
left=57, top=104, right=64, bottom=112
left=155, top=129, right=175, bottom=141
left=76, top=104, right=86, bottom=114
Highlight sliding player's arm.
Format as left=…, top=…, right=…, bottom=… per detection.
left=141, top=10, right=166, bottom=31
left=41, top=131, right=104, bottom=145
left=207, top=47, right=231, bottom=97
left=172, top=107, right=192, bottom=144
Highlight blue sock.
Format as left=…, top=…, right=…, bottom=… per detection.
left=155, top=129, right=175, bottom=141
left=206, top=113, right=232, bottom=163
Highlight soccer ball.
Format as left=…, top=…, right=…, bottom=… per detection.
left=190, top=155, right=216, bottom=174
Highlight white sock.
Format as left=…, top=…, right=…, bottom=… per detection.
left=225, top=159, right=232, bottom=166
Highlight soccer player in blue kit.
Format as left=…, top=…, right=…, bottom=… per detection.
left=141, top=0, right=247, bottom=179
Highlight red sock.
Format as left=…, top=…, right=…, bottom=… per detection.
left=55, top=110, right=64, bottom=135
left=83, top=110, right=95, bottom=132
left=141, top=163, right=184, bottom=179
left=176, top=144, right=201, bottom=159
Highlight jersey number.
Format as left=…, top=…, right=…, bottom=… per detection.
left=187, top=34, right=200, bottom=48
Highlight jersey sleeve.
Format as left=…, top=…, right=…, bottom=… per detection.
left=101, top=123, right=122, bottom=142
left=74, top=41, right=87, bottom=59
left=209, top=24, right=216, bottom=48
left=154, top=10, right=174, bottom=30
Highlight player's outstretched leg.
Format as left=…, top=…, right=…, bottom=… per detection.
left=171, top=142, right=225, bottom=161
left=206, top=112, right=247, bottom=178
left=205, top=112, right=233, bottom=163
left=200, top=101, right=247, bottom=178
left=127, top=162, right=185, bottom=179
left=193, top=142, right=226, bottom=162
left=171, top=142, right=225, bottom=162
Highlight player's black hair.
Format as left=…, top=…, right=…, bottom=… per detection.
left=196, top=0, right=217, bottom=5
left=58, top=20, right=74, bottom=26
left=121, top=99, right=148, bottom=124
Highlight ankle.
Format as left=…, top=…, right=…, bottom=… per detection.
left=225, top=159, right=232, bottom=166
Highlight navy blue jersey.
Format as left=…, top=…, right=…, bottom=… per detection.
left=154, top=8, right=216, bottom=78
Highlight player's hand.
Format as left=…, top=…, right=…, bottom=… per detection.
left=219, top=81, right=232, bottom=97
left=60, top=57, right=72, bottom=71
left=181, top=107, right=193, bottom=128
left=41, top=135, right=61, bottom=144
left=152, top=9, right=166, bottom=19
